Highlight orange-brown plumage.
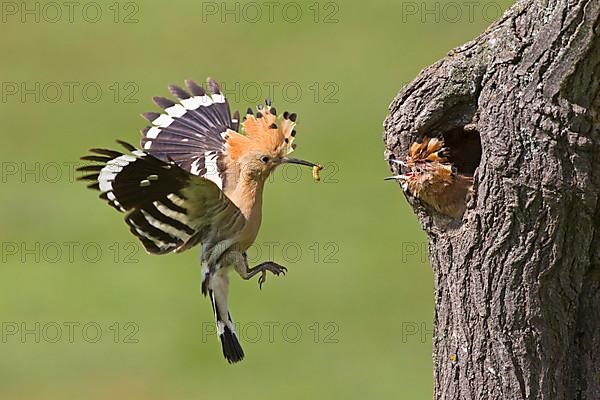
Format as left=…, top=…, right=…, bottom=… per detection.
left=218, top=105, right=312, bottom=250
left=225, top=108, right=295, bottom=162
left=389, top=136, right=473, bottom=219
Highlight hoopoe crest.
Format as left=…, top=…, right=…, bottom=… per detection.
left=78, top=77, right=322, bottom=363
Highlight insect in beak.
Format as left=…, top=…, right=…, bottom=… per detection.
left=282, top=157, right=323, bottom=181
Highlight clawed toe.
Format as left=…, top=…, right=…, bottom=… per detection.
left=258, top=271, right=267, bottom=290
left=269, top=265, right=287, bottom=275
left=254, top=262, right=287, bottom=290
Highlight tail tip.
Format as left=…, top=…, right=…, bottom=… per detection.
left=220, top=326, right=245, bottom=364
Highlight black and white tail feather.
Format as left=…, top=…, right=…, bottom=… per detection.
left=206, top=270, right=244, bottom=363
left=77, top=78, right=248, bottom=363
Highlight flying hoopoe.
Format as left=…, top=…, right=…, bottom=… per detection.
left=77, top=77, right=322, bottom=363
left=386, top=136, right=472, bottom=218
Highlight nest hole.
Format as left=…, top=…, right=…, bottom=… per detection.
left=440, top=125, right=481, bottom=176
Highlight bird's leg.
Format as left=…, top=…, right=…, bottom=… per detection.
left=232, top=252, right=287, bottom=290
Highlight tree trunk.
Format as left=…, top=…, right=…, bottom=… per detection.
left=383, top=0, right=600, bottom=399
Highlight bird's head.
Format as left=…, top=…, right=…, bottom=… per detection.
left=225, top=102, right=321, bottom=180
left=386, top=136, right=454, bottom=196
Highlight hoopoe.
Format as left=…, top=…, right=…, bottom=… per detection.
left=77, top=77, right=321, bottom=363
left=386, top=136, right=472, bottom=218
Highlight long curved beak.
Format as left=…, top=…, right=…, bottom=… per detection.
left=281, top=157, right=321, bottom=168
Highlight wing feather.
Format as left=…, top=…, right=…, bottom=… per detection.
left=140, top=78, right=239, bottom=191
left=77, top=142, right=245, bottom=255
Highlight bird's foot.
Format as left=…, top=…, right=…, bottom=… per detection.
left=251, top=261, right=287, bottom=290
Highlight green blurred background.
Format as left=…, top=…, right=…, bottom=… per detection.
left=0, top=1, right=511, bottom=398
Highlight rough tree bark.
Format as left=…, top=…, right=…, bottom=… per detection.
left=383, top=0, right=599, bottom=399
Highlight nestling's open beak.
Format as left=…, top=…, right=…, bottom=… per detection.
left=385, top=158, right=411, bottom=181
left=281, top=157, right=321, bottom=169
left=384, top=174, right=410, bottom=181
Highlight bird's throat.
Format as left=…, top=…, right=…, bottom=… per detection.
left=228, top=176, right=265, bottom=222
left=225, top=176, right=266, bottom=250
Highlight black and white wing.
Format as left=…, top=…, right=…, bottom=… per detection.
left=77, top=141, right=245, bottom=255
left=140, top=78, right=240, bottom=190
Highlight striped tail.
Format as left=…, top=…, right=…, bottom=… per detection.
left=205, top=270, right=244, bottom=363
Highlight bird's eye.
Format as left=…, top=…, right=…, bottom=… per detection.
left=260, top=156, right=270, bottom=163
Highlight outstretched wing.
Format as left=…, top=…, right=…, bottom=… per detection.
left=140, top=78, right=240, bottom=190
left=77, top=141, right=245, bottom=255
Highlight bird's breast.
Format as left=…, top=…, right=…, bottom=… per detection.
left=225, top=178, right=265, bottom=252
left=237, top=206, right=262, bottom=251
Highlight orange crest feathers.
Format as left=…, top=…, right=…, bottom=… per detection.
left=225, top=101, right=297, bottom=160
left=408, top=137, right=447, bottom=163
